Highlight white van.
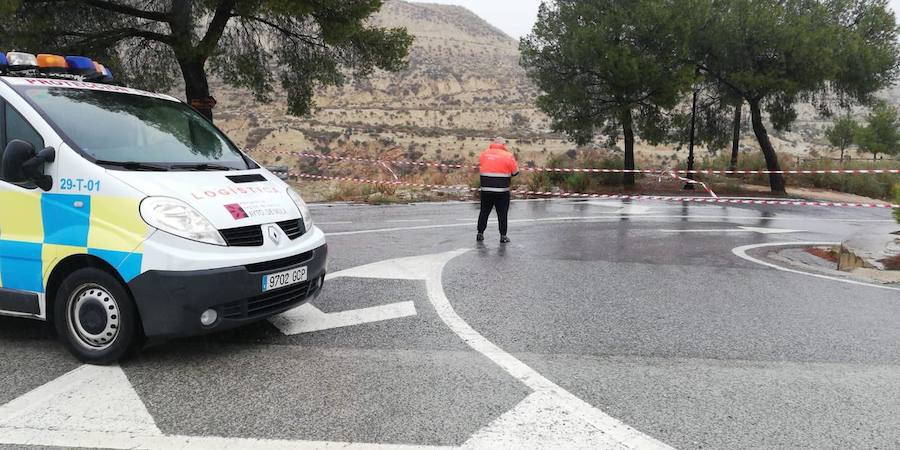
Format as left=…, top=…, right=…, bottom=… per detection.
left=0, top=53, right=327, bottom=364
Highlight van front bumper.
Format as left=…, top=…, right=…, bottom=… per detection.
left=128, top=244, right=327, bottom=339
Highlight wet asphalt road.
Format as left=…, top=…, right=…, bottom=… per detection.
left=1, top=198, right=898, bottom=449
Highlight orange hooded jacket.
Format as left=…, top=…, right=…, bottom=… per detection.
left=479, top=143, right=519, bottom=192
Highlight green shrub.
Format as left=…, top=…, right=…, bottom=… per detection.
left=517, top=150, right=635, bottom=193
left=564, top=172, right=590, bottom=192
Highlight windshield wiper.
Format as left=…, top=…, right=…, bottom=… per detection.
left=95, top=160, right=170, bottom=171
left=169, top=163, right=235, bottom=171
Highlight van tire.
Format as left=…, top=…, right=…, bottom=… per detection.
left=54, top=268, right=143, bottom=364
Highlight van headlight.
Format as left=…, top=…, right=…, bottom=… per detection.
left=287, top=187, right=313, bottom=231
left=140, top=197, right=226, bottom=246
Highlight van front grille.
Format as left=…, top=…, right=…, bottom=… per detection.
left=245, top=250, right=314, bottom=274
left=277, top=219, right=305, bottom=240
left=219, top=225, right=263, bottom=247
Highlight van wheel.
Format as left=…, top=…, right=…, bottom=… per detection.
left=54, top=268, right=143, bottom=364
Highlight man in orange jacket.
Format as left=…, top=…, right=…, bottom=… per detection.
left=477, top=137, right=519, bottom=243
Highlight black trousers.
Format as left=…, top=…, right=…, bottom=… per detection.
left=477, top=191, right=510, bottom=236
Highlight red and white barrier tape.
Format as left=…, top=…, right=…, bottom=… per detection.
left=273, top=151, right=718, bottom=197
left=662, top=171, right=718, bottom=198
left=676, top=168, right=900, bottom=175
left=293, top=172, right=900, bottom=209
left=252, top=149, right=900, bottom=175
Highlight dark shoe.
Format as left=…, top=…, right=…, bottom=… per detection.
left=500, top=236, right=510, bottom=244
left=476, top=233, right=485, bottom=242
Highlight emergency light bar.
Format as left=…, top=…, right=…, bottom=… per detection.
left=65, top=55, right=95, bottom=76
left=2, top=51, right=115, bottom=84
left=100, top=65, right=113, bottom=82
left=37, top=54, right=67, bottom=73
left=7, top=52, right=38, bottom=71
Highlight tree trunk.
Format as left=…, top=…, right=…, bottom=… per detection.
left=621, top=109, right=636, bottom=187
left=178, top=58, right=214, bottom=121
left=748, top=100, right=786, bottom=194
left=730, top=103, right=741, bottom=171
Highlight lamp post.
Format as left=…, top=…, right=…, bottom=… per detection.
left=684, top=84, right=699, bottom=190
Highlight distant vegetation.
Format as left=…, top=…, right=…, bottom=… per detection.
left=825, top=116, right=859, bottom=161
left=521, top=0, right=900, bottom=194
left=855, top=102, right=900, bottom=161
left=698, top=153, right=900, bottom=200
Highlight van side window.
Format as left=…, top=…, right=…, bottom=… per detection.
left=5, top=103, right=44, bottom=151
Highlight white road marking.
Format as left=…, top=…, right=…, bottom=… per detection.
left=732, top=242, right=900, bottom=292
left=0, top=251, right=667, bottom=449
left=462, top=391, right=628, bottom=449
left=338, top=250, right=671, bottom=449
left=0, top=365, right=160, bottom=435
left=0, top=365, right=448, bottom=449
left=270, top=302, right=417, bottom=335
left=326, top=214, right=891, bottom=237
left=387, top=219, right=432, bottom=223
left=0, top=426, right=446, bottom=449
left=316, top=221, right=353, bottom=225
left=584, top=201, right=654, bottom=215
left=659, top=226, right=804, bottom=234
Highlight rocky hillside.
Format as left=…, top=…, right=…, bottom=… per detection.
left=214, top=0, right=577, bottom=177
left=208, top=0, right=892, bottom=191
left=340, top=0, right=535, bottom=109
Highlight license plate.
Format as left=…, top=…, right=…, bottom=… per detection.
left=262, top=266, right=308, bottom=292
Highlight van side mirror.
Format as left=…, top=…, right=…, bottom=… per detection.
left=1, top=140, right=55, bottom=191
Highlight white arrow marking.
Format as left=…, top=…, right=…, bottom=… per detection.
left=269, top=302, right=417, bottom=335
left=0, top=365, right=161, bottom=435
left=462, top=391, right=628, bottom=449
left=268, top=263, right=423, bottom=335
left=585, top=201, right=653, bottom=215
left=0, top=365, right=443, bottom=449
left=659, top=226, right=803, bottom=234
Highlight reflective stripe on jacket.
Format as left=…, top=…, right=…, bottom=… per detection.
left=479, top=143, right=519, bottom=192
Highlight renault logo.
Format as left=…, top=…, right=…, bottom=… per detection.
left=268, top=225, right=281, bottom=245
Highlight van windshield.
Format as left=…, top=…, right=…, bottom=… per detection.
left=16, top=86, right=252, bottom=171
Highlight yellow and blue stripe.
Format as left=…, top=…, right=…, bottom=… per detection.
left=0, top=192, right=146, bottom=294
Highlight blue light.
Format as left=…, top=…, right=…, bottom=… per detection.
left=0, top=52, right=7, bottom=73
left=65, top=55, right=95, bottom=75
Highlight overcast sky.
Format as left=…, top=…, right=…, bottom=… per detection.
left=410, top=0, right=543, bottom=39
left=412, top=0, right=900, bottom=40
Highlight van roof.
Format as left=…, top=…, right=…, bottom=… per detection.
left=1, top=76, right=179, bottom=102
